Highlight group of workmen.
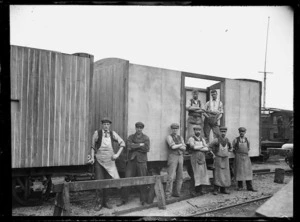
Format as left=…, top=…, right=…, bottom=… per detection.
left=88, top=89, right=257, bottom=212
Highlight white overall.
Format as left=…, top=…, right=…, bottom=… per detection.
left=95, top=136, right=120, bottom=179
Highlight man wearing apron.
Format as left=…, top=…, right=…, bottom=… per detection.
left=203, top=89, right=223, bottom=142
left=117, top=122, right=150, bottom=206
left=187, top=126, right=210, bottom=197
left=208, top=126, right=233, bottom=195
left=88, top=117, right=125, bottom=211
left=165, top=123, right=186, bottom=199
left=186, top=89, right=204, bottom=140
left=232, top=127, right=257, bottom=192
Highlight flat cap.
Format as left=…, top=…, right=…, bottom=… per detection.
left=238, top=127, right=246, bottom=132
left=210, top=89, right=217, bottom=94
left=135, top=122, right=145, bottom=128
left=193, top=126, right=202, bottom=130
left=170, top=123, right=179, bottom=129
left=192, top=89, right=199, bottom=94
left=101, top=117, right=112, bottom=124
left=219, top=126, right=227, bottom=131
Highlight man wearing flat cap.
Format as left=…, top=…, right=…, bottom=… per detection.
left=186, top=89, right=205, bottom=140
left=117, top=121, right=150, bottom=206
left=165, top=123, right=186, bottom=199
left=232, top=127, right=257, bottom=192
left=187, top=126, right=210, bottom=197
left=88, top=117, right=125, bottom=211
left=203, top=89, right=224, bottom=142
left=208, top=126, right=233, bottom=195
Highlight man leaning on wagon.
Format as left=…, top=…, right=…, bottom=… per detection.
left=203, top=89, right=223, bottom=142
left=208, top=126, right=233, bottom=195
left=165, top=123, right=186, bottom=199
left=232, top=127, right=257, bottom=192
left=88, top=117, right=125, bottom=211
left=117, top=121, right=150, bottom=207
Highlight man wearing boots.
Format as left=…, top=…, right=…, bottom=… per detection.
left=117, top=122, right=150, bottom=206
left=88, top=117, right=125, bottom=211
left=232, top=127, right=257, bottom=192
left=208, top=126, right=233, bottom=195
left=187, top=126, right=210, bottom=197
left=165, top=123, right=186, bottom=199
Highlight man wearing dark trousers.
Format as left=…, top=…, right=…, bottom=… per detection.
left=117, top=122, right=150, bottom=206
left=232, top=127, right=257, bottom=192
left=88, top=117, right=125, bottom=211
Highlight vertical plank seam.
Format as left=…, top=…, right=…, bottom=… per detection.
left=19, top=47, right=23, bottom=168
left=58, top=54, right=62, bottom=166
left=25, top=49, right=30, bottom=168
left=47, top=52, right=51, bottom=167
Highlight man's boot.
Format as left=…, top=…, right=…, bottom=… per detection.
left=102, top=189, right=113, bottom=209
left=94, top=190, right=103, bottom=211
left=220, top=187, right=230, bottom=194
left=196, top=185, right=204, bottom=195
left=237, top=181, right=243, bottom=191
left=213, top=185, right=219, bottom=195
left=246, top=180, right=257, bottom=192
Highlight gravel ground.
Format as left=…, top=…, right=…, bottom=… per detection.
left=12, top=155, right=292, bottom=217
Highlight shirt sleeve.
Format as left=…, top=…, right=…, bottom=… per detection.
left=205, top=101, right=209, bottom=111
left=227, top=138, right=232, bottom=149
left=232, top=138, right=237, bottom=151
left=92, top=131, right=98, bottom=151
left=166, top=135, right=175, bottom=148
left=219, top=101, right=224, bottom=114
left=112, top=131, right=125, bottom=147
left=180, top=136, right=186, bottom=148
left=208, top=138, right=219, bottom=153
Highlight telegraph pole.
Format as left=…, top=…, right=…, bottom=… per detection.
left=259, top=16, right=273, bottom=108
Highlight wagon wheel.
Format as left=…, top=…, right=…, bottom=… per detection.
left=12, top=176, right=37, bottom=206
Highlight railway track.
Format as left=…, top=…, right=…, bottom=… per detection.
left=188, top=195, right=272, bottom=217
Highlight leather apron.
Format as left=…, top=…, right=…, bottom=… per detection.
left=190, top=139, right=210, bottom=186
left=213, top=143, right=231, bottom=187
left=234, top=140, right=253, bottom=181
left=95, top=136, right=120, bottom=179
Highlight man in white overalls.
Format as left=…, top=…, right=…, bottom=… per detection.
left=187, top=126, right=210, bottom=197
left=232, top=127, right=257, bottom=192
left=88, top=117, right=125, bottom=211
left=208, top=126, right=233, bottom=195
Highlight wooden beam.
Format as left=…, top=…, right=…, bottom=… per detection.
left=53, top=175, right=168, bottom=193
left=182, top=72, right=226, bottom=82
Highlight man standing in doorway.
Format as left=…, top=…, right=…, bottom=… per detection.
left=208, top=126, right=232, bottom=195
left=187, top=126, right=210, bottom=197
left=88, top=117, right=125, bottom=211
left=165, top=123, right=186, bottom=199
left=232, top=127, right=257, bottom=192
left=117, top=122, right=150, bottom=206
left=203, top=89, right=223, bottom=142
left=186, top=89, right=204, bottom=140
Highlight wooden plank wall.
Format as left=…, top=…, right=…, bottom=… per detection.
left=128, top=64, right=181, bottom=161
left=11, top=45, right=93, bottom=168
left=224, top=79, right=260, bottom=157
left=91, top=58, right=129, bottom=149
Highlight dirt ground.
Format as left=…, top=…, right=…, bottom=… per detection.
left=12, top=154, right=292, bottom=217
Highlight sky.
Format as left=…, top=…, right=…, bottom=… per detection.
left=10, top=5, right=293, bottom=110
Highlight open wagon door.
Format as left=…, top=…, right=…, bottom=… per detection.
left=223, top=79, right=261, bottom=157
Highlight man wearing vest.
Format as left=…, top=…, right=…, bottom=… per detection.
left=165, top=123, right=186, bottom=199
left=117, top=122, right=150, bottom=206
left=88, top=117, right=125, bottom=211
left=187, top=126, right=210, bottom=197
left=208, top=126, right=232, bottom=195
left=203, top=89, right=224, bottom=142
left=186, top=89, right=205, bottom=140
left=232, top=127, right=257, bottom=192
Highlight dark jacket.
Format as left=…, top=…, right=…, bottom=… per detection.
left=127, top=133, right=150, bottom=163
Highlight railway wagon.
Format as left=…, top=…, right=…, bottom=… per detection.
left=11, top=45, right=94, bottom=205
left=91, top=58, right=262, bottom=173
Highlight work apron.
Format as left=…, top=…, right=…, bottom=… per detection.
left=95, top=136, right=120, bottom=179
left=190, top=139, right=210, bottom=186
left=213, top=143, right=231, bottom=187
left=234, top=141, right=253, bottom=181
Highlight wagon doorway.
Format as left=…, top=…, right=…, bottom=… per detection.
left=182, top=75, right=225, bottom=143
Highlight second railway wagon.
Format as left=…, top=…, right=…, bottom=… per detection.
left=91, top=58, right=262, bottom=173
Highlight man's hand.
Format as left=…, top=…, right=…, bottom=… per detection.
left=200, top=147, right=209, bottom=152
left=111, top=154, right=119, bottom=161
left=87, top=155, right=95, bottom=164
left=140, top=143, right=145, bottom=146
